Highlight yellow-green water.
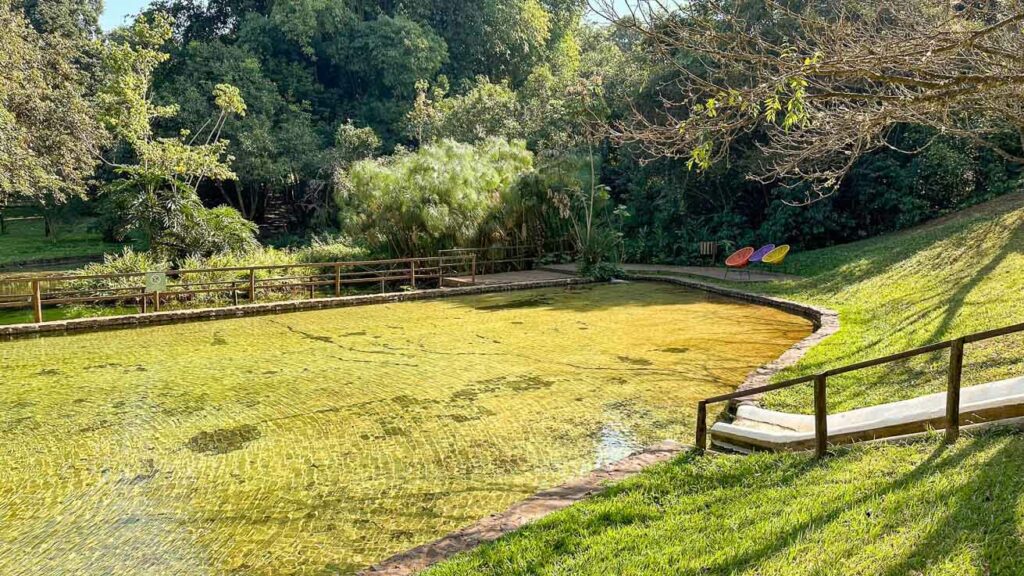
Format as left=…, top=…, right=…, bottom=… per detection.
left=0, top=282, right=810, bottom=575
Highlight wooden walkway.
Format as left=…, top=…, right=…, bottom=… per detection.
left=446, top=269, right=576, bottom=286
left=541, top=263, right=798, bottom=283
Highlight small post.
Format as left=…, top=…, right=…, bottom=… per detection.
left=946, top=338, right=965, bottom=444
left=249, top=269, right=257, bottom=302
left=141, top=289, right=148, bottom=314
left=814, top=374, right=828, bottom=459
left=438, top=256, right=445, bottom=288
left=232, top=284, right=239, bottom=307
left=32, top=280, right=42, bottom=323
left=154, top=291, right=161, bottom=312
left=695, top=401, right=708, bottom=453
left=334, top=264, right=341, bottom=297
left=471, top=254, right=477, bottom=285
left=309, top=280, right=315, bottom=299
left=410, top=260, right=417, bottom=289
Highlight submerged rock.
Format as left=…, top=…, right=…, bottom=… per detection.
left=186, top=424, right=261, bottom=455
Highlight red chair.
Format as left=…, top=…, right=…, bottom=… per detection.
left=724, top=247, right=755, bottom=279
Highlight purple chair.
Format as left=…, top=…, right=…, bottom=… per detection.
left=749, top=244, right=776, bottom=264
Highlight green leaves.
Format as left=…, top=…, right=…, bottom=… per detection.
left=213, top=84, right=247, bottom=117
left=0, top=2, right=107, bottom=204
left=341, top=138, right=534, bottom=256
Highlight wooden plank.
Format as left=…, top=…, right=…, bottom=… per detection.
left=946, top=338, right=965, bottom=444
left=814, top=374, right=828, bottom=458
left=695, top=401, right=708, bottom=452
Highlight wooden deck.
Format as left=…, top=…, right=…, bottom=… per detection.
left=542, top=263, right=797, bottom=283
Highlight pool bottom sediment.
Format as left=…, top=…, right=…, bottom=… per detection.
left=0, top=282, right=812, bottom=575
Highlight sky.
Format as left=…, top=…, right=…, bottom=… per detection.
left=100, top=0, right=150, bottom=30
left=99, top=0, right=636, bottom=31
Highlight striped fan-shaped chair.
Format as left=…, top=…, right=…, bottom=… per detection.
left=724, top=247, right=755, bottom=279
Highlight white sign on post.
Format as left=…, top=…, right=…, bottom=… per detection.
left=145, top=272, right=168, bottom=293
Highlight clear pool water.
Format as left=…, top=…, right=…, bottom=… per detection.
left=0, top=282, right=811, bottom=574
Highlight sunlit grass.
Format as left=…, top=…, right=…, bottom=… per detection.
left=0, top=217, right=122, bottom=267
left=427, top=428, right=1024, bottom=576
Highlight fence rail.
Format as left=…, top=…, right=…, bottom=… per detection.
left=695, top=320, right=1024, bottom=458
left=0, top=254, right=484, bottom=324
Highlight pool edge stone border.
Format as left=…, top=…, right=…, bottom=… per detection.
left=0, top=277, right=596, bottom=340
left=362, top=440, right=688, bottom=576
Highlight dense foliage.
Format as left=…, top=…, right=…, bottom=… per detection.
left=2, top=0, right=1022, bottom=269
left=340, top=138, right=535, bottom=256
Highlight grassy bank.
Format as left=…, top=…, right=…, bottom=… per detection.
left=752, top=192, right=1024, bottom=413
left=0, top=216, right=122, bottom=268
left=427, top=429, right=1024, bottom=576
left=428, top=193, right=1024, bottom=575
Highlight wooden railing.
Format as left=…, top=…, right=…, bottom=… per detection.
left=695, top=321, right=1024, bottom=458
left=0, top=253, right=479, bottom=324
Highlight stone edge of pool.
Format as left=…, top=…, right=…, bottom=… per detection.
left=0, top=277, right=596, bottom=340
left=362, top=274, right=841, bottom=576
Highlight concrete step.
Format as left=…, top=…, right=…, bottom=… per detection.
left=710, top=375, right=1024, bottom=452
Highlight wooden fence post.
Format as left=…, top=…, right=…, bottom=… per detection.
left=814, top=374, right=828, bottom=459
left=334, top=264, right=341, bottom=297
left=249, top=269, right=257, bottom=303
left=472, top=254, right=477, bottom=285
left=946, top=338, right=965, bottom=444
left=141, top=289, right=148, bottom=314
left=438, top=256, right=445, bottom=288
left=32, top=280, right=42, bottom=323
left=410, top=260, right=417, bottom=289
left=695, top=401, right=708, bottom=453
left=154, top=291, right=161, bottom=312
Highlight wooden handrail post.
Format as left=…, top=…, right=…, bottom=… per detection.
left=334, top=264, right=341, bottom=297
left=472, top=254, right=477, bottom=284
left=438, top=256, right=445, bottom=288
left=141, top=289, right=148, bottom=314
left=154, top=291, right=161, bottom=312
left=249, top=268, right=257, bottom=302
left=814, top=374, right=828, bottom=459
left=695, top=401, right=708, bottom=453
left=410, top=260, right=417, bottom=289
left=32, top=280, right=42, bottom=323
left=946, top=338, right=965, bottom=444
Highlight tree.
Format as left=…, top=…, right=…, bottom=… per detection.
left=0, top=0, right=107, bottom=209
left=98, top=13, right=256, bottom=258
left=594, top=0, right=1024, bottom=202
left=339, top=138, right=534, bottom=256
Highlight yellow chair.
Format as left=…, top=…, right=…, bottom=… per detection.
left=761, top=245, right=790, bottom=266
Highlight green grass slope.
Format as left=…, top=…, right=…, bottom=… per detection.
left=427, top=193, right=1024, bottom=576
left=427, top=429, right=1024, bottom=576
left=0, top=217, right=122, bottom=268
left=752, top=192, right=1024, bottom=412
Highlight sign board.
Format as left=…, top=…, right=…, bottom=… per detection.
left=145, top=272, right=168, bottom=293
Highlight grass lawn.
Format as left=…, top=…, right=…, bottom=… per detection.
left=0, top=216, right=122, bottom=267
left=427, top=429, right=1024, bottom=576
left=751, top=192, right=1024, bottom=413
left=428, top=193, right=1024, bottom=575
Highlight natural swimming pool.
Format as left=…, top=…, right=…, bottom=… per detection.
left=0, top=282, right=811, bottom=574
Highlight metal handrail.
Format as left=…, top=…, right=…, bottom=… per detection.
left=696, top=320, right=1024, bottom=458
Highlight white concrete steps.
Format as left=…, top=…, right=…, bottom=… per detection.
left=710, top=375, right=1024, bottom=452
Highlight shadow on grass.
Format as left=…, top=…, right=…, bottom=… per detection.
left=430, top=432, right=1024, bottom=575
